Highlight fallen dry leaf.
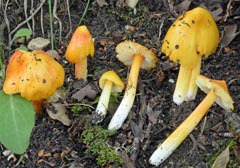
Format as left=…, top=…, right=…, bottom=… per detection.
left=96, top=0, right=108, bottom=7
left=220, top=24, right=240, bottom=48
left=211, top=146, right=230, bottom=168
left=46, top=103, right=71, bottom=126
left=71, top=84, right=97, bottom=101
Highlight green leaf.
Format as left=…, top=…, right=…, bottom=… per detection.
left=13, top=28, right=32, bottom=39
left=0, top=91, right=35, bottom=154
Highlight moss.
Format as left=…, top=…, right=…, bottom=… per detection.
left=81, top=125, right=123, bottom=167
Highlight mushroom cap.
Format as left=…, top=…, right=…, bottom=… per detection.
left=3, top=50, right=65, bottom=101
left=99, top=70, right=124, bottom=92
left=196, top=75, right=234, bottom=112
left=65, top=25, right=94, bottom=63
left=161, top=7, right=219, bottom=68
left=116, top=41, right=159, bottom=70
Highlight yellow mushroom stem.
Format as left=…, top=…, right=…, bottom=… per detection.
left=173, top=65, right=192, bottom=105
left=75, top=56, right=87, bottom=81
left=174, top=56, right=201, bottom=104
left=108, top=54, right=144, bottom=130
left=149, top=89, right=217, bottom=166
left=187, top=55, right=201, bottom=100
left=96, top=80, right=114, bottom=118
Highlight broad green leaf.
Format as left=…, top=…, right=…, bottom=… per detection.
left=13, top=28, right=32, bottom=39
left=212, top=146, right=230, bottom=168
left=0, top=91, right=34, bottom=154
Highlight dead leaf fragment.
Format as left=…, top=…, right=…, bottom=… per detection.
left=71, top=84, right=97, bottom=101
left=46, top=103, right=71, bottom=126
left=96, top=0, right=108, bottom=7
left=221, top=24, right=240, bottom=48
left=27, top=37, right=50, bottom=50
left=211, top=146, right=230, bottom=168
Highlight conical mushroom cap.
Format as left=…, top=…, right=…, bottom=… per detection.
left=196, top=75, right=234, bottom=112
left=65, top=25, right=94, bottom=63
left=161, top=7, right=219, bottom=68
left=3, top=50, right=65, bottom=101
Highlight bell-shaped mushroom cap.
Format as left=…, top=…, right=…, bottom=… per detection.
left=161, top=7, right=219, bottom=68
left=99, top=70, right=124, bottom=92
left=65, top=25, right=94, bottom=63
left=196, top=75, right=234, bottom=112
left=3, top=50, right=65, bottom=101
left=116, top=41, right=159, bottom=70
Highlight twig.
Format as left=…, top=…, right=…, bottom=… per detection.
left=40, top=4, right=45, bottom=36
left=9, top=0, right=46, bottom=44
left=65, top=0, right=73, bottom=38
left=3, top=0, right=11, bottom=43
left=30, top=0, right=35, bottom=36
left=53, top=0, right=63, bottom=43
left=24, top=0, right=32, bottom=33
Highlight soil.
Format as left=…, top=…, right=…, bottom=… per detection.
left=0, top=0, right=240, bottom=168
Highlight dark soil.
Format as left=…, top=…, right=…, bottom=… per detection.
left=0, top=0, right=240, bottom=168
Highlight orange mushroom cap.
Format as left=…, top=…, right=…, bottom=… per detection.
left=161, top=7, right=219, bottom=68
left=3, top=50, right=65, bottom=101
left=65, top=25, right=94, bottom=63
left=196, top=75, right=234, bottom=111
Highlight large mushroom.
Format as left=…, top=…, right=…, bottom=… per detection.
left=108, top=41, right=159, bottom=130
left=149, top=75, right=234, bottom=166
left=65, top=25, right=94, bottom=81
left=161, top=7, right=219, bottom=104
left=3, top=50, right=65, bottom=114
left=93, top=70, right=124, bottom=124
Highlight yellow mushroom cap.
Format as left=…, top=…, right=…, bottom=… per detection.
left=196, top=75, right=234, bottom=112
left=65, top=25, right=94, bottom=63
left=3, top=50, right=65, bottom=101
left=99, top=70, right=124, bottom=92
left=161, top=7, right=219, bottom=68
left=116, top=41, right=159, bottom=70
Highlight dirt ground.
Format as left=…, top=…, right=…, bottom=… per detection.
left=0, top=0, right=240, bottom=167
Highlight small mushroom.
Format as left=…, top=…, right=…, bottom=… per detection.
left=65, top=25, right=94, bottom=81
left=3, top=50, right=65, bottom=114
left=149, top=75, right=234, bottom=166
left=108, top=41, right=159, bottom=130
left=93, top=70, right=124, bottom=124
left=161, top=7, right=219, bottom=104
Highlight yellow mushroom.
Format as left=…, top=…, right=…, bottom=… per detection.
left=161, top=7, right=219, bottom=104
left=65, top=25, right=94, bottom=81
left=3, top=50, right=65, bottom=114
left=149, top=75, right=234, bottom=166
left=108, top=41, right=159, bottom=130
left=94, top=70, right=124, bottom=124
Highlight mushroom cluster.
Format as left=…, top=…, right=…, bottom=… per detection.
left=161, top=7, right=219, bottom=104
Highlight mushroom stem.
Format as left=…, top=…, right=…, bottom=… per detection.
left=187, top=56, right=201, bottom=100
left=149, top=89, right=217, bottom=166
left=75, top=57, right=87, bottom=81
left=108, top=54, right=144, bottom=130
left=95, top=80, right=113, bottom=120
left=32, top=100, right=45, bottom=115
left=173, top=65, right=192, bottom=105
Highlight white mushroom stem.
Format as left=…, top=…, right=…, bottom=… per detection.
left=108, top=54, right=144, bottom=130
left=186, top=56, right=201, bottom=100
left=95, top=80, right=113, bottom=118
left=149, top=89, right=217, bottom=166
left=173, top=65, right=192, bottom=105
